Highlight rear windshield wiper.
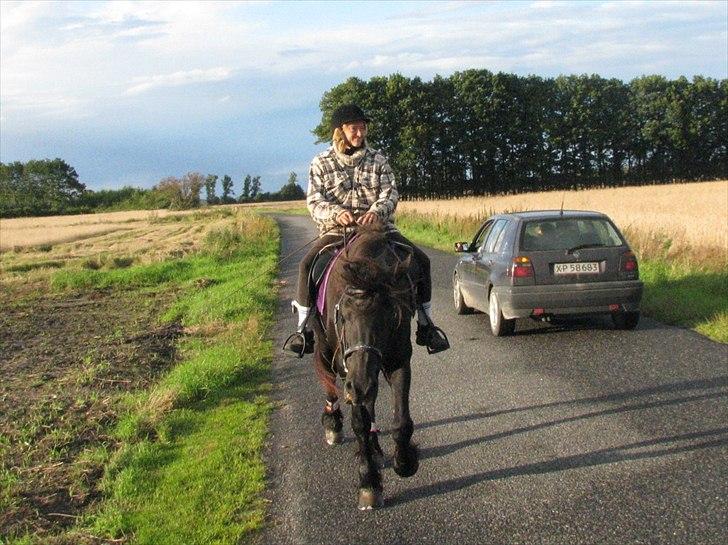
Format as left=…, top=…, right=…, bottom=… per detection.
left=566, top=243, right=606, bottom=254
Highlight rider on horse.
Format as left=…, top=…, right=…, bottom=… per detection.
left=286, top=103, right=450, bottom=356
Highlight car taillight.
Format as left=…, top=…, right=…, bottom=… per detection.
left=621, top=251, right=638, bottom=273
left=511, top=256, right=534, bottom=278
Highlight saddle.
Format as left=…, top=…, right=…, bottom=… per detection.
left=283, top=237, right=348, bottom=358
left=284, top=233, right=449, bottom=357
left=310, top=238, right=348, bottom=316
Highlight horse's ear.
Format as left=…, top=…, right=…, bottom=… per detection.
left=387, top=242, right=414, bottom=273
left=343, top=261, right=364, bottom=284
left=392, top=250, right=412, bottom=278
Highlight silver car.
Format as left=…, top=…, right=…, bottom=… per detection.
left=452, top=210, right=644, bottom=336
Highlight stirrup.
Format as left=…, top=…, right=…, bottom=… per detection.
left=283, top=332, right=306, bottom=358
left=426, top=325, right=450, bottom=355
left=283, top=329, right=314, bottom=358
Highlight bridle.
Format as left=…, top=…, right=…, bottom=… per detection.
left=331, top=232, right=416, bottom=375
left=334, top=288, right=383, bottom=374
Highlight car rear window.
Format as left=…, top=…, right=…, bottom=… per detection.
left=520, top=218, right=624, bottom=251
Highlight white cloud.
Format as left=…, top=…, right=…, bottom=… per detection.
left=124, top=67, right=234, bottom=95
left=530, top=1, right=560, bottom=9
left=1, top=0, right=725, bottom=124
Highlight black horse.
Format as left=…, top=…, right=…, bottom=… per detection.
left=311, top=224, right=420, bottom=509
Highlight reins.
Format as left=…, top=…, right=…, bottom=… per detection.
left=234, top=224, right=337, bottom=294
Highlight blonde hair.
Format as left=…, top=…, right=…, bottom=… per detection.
left=332, top=127, right=367, bottom=154
left=332, top=127, right=348, bottom=154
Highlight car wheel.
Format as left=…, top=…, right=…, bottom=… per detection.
left=488, top=290, right=515, bottom=336
left=453, top=275, right=472, bottom=315
left=612, top=310, right=640, bottom=330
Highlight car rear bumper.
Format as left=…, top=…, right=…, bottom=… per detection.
left=494, top=280, right=643, bottom=319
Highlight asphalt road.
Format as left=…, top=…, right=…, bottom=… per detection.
left=257, top=214, right=727, bottom=545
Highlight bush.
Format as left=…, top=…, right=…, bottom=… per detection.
left=203, top=227, right=244, bottom=260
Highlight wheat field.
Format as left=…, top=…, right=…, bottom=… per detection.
left=399, top=180, right=728, bottom=252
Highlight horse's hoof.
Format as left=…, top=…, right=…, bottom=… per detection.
left=325, top=430, right=343, bottom=445
left=357, top=488, right=383, bottom=510
left=393, top=446, right=419, bottom=477
left=394, top=458, right=418, bottom=478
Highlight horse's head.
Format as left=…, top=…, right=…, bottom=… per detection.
left=333, top=226, right=414, bottom=405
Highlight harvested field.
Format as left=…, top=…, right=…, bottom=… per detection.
left=0, top=286, right=182, bottom=541
left=0, top=209, right=238, bottom=285
left=0, top=201, right=305, bottom=252
left=0, top=208, right=272, bottom=543
left=1, top=209, right=204, bottom=252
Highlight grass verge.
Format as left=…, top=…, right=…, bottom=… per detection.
left=7, top=212, right=279, bottom=545
left=395, top=210, right=727, bottom=343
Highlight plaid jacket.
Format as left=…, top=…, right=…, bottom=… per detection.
left=307, top=146, right=399, bottom=234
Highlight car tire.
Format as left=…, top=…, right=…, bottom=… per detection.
left=489, top=290, right=515, bottom=336
left=453, top=275, right=472, bottom=315
left=612, top=310, right=640, bottom=330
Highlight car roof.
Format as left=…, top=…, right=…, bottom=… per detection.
left=492, top=210, right=609, bottom=221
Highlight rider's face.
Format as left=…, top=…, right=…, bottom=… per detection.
left=341, top=121, right=367, bottom=148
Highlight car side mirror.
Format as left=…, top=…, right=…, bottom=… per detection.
left=455, top=242, right=470, bottom=252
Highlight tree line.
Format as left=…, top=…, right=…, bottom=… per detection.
left=0, top=161, right=305, bottom=218
left=314, top=71, right=726, bottom=198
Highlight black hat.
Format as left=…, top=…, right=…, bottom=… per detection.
left=330, top=104, right=371, bottom=130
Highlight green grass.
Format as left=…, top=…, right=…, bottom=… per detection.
left=4, top=260, right=66, bottom=272
left=45, top=213, right=280, bottom=545
left=639, top=261, right=728, bottom=343
left=395, top=210, right=727, bottom=344
left=92, top=388, right=269, bottom=545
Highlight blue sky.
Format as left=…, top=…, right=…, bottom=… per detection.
left=1, top=0, right=726, bottom=193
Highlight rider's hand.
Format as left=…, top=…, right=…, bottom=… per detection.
left=336, top=210, right=356, bottom=226
left=357, top=212, right=381, bottom=226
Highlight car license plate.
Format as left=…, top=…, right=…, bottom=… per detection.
left=554, top=262, right=600, bottom=275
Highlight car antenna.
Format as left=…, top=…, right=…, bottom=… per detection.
left=559, top=192, right=565, bottom=216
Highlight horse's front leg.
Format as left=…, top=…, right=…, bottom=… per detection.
left=351, top=402, right=384, bottom=510
left=363, top=397, right=385, bottom=469
left=314, top=347, right=343, bottom=445
left=389, top=365, right=419, bottom=478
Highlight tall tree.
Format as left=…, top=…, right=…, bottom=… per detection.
left=241, top=174, right=251, bottom=201
left=204, top=174, right=218, bottom=205
left=221, top=175, right=234, bottom=203
left=0, top=158, right=86, bottom=217
left=250, top=176, right=261, bottom=199
left=278, top=172, right=305, bottom=200
left=313, top=72, right=726, bottom=198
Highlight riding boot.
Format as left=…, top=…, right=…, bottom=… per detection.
left=283, top=301, right=315, bottom=357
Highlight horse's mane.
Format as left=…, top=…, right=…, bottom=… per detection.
left=336, top=225, right=414, bottom=316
